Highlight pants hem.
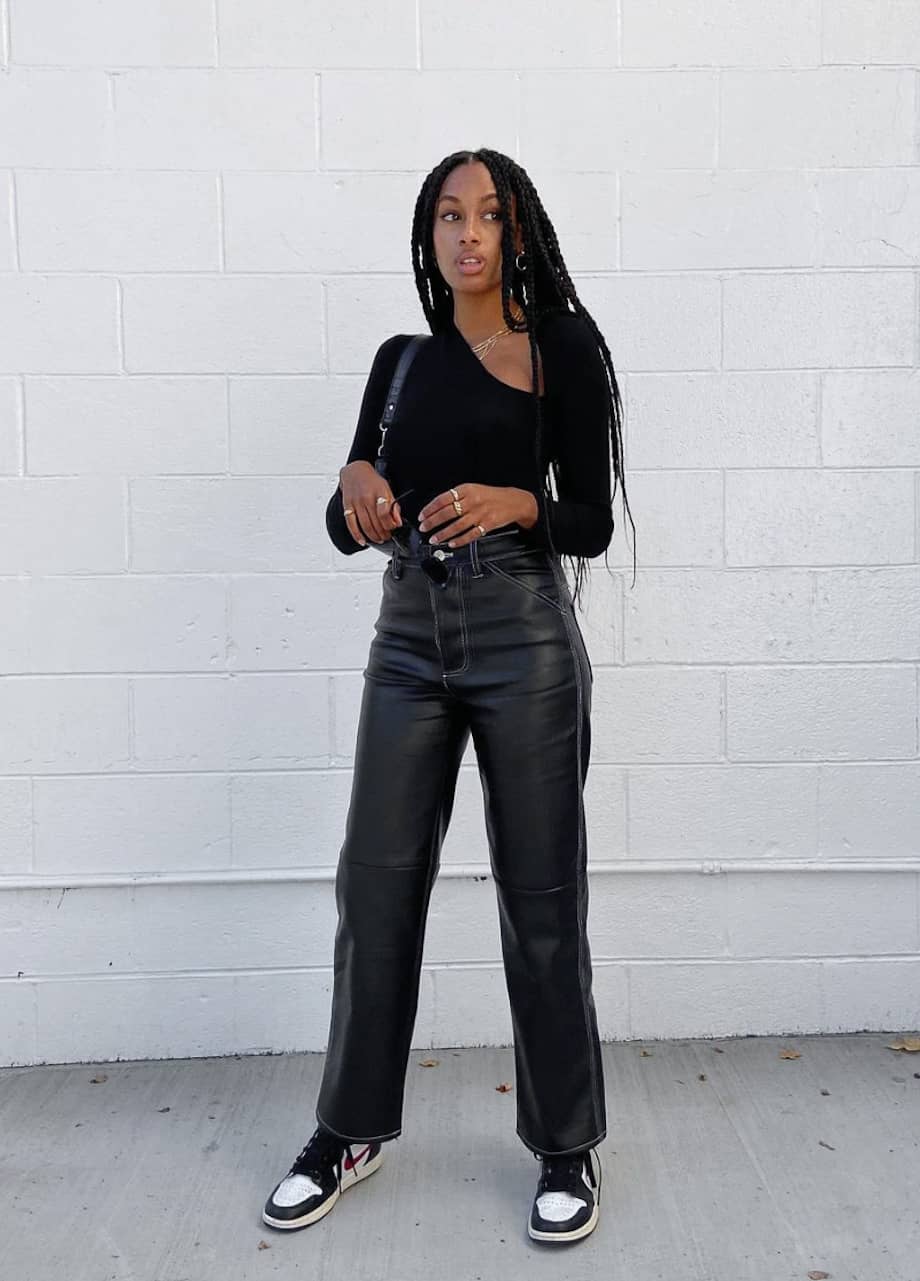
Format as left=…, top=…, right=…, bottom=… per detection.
left=316, top=1107, right=401, bottom=1145
left=518, top=1127, right=607, bottom=1158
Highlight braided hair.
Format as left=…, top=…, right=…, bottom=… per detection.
left=410, top=147, right=637, bottom=608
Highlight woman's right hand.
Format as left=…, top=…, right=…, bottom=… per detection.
left=339, top=461, right=403, bottom=547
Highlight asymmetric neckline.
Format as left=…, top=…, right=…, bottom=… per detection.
left=448, top=317, right=547, bottom=401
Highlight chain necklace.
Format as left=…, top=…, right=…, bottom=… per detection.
left=467, top=306, right=527, bottom=361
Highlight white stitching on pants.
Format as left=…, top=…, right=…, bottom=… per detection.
left=546, top=558, right=605, bottom=1132
left=442, top=567, right=470, bottom=676
left=486, top=559, right=568, bottom=614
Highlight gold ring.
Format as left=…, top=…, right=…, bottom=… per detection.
left=375, top=496, right=388, bottom=505
left=453, top=500, right=463, bottom=516
left=343, top=507, right=355, bottom=516
left=450, top=487, right=460, bottom=500
left=476, top=524, right=486, bottom=537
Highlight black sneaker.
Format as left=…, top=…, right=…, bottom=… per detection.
left=262, top=1125, right=384, bottom=1231
left=528, top=1146, right=602, bottom=1243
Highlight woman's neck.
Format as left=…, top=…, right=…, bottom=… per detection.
left=451, top=293, right=527, bottom=344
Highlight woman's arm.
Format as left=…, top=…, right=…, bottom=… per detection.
left=526, top=310, right=615, bottom=560
left=325, top=333, right=414, bottom=555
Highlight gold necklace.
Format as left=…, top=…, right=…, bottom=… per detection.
left=467, top=307, right=527, bottom=361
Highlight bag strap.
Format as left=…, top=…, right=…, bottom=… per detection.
left=376, top=334, right=429, bottom=465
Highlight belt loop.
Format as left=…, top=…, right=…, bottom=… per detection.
left=470, top=534, right=483, bottom=578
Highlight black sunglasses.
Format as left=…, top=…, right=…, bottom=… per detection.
left=383, top=487, right=452, bottom=586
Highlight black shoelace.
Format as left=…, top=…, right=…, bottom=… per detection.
left=537, top=1151, right=588, bottom=1195
left=289, top=1125, right=346, bottom=1179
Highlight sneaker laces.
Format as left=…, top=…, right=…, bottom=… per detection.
left=536, top=1151, right=588, bottom=1195
left=289, top=1125, right=347, bottom=1181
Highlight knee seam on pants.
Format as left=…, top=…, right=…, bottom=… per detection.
left=492, top=872, right=578, bottom=895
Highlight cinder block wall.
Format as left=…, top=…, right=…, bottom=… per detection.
left=0, top=1, right=918, bottom=1067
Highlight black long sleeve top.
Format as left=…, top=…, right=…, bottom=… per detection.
left=325, top=307, right=614, bottom=560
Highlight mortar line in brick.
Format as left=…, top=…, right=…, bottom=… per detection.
left=212, top=0, right=220, bottom=66
left=32, top=659, right=909, bottom=674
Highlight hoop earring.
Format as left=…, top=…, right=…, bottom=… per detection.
left=514, top=250, right=528, bottom=273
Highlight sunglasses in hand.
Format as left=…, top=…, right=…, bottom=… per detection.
left=380, top=487, right=452, bottom=586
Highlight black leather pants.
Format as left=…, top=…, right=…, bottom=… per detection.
left=315, top=526, right=607, bottom=1157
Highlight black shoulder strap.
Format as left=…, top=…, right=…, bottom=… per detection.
left=377, top=334, right=429, bottom=463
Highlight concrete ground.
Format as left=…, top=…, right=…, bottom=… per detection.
left=0, top=1032, right=917, bottom=1281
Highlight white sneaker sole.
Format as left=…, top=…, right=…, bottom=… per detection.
left=262, top=1149, right=384, bottom=1231
left=528, top=1198, right=599, bottom=1242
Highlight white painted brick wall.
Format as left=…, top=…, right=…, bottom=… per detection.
left=0, top=0, right=917, bottom=1068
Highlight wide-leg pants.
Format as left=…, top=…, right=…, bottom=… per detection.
left=315, top=526, right=607, bottom=1157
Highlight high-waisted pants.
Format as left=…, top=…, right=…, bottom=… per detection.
left=315, top=526, right=607, bottom=1157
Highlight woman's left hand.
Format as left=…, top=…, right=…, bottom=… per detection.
left=418, top=484, right=539, bottom=547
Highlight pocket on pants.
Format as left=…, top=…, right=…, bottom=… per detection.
left=484, top=554, right=569, bottom=615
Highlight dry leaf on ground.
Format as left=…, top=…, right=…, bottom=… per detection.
left=887, top=1036, right=920, bottom=1052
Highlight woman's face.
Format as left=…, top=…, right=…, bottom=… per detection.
left=432, top=160, right=522, bottom=298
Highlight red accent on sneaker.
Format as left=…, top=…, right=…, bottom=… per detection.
left=343, top=1145, right=371, bottom=1171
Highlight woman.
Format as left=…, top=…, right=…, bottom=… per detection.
left=262, top=147, right=636, bottom=1245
